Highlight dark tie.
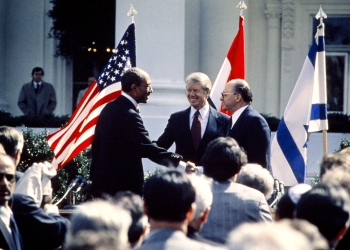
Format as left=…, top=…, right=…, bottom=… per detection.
left=191, top=110, right=201, bottom=152
left=10, top=215, right=22, bottom=250
left=136, top=108, right=140, bottom=114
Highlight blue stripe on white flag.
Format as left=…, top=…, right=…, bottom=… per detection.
left=310, top=104, right=327, bottom=120
left=276, top=118, right=306, bottom=183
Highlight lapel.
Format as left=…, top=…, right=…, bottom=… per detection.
left=229, top=105, right=251, bottom=136
left=182, top=107, right=194, bottom=149
left=200, top=107, right=218, bottom=145
left=0, top=216, right=16, bottom=250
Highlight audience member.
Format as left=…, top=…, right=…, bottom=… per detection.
left=275, top=183, right=311, bottom=221
left=200, top=137, right=272, bottom=244
left=65, top=200, right=131, bottom=250
left=186, top=174, right=222, bottom=246
left=76, top=76, right=96, bottom=108
left=319, top=152, right=350, bottom=178
left=278, top=219, right=328, bottom=250
left=0, top=126, right=24, bottom=181
left=18, top=67, right=57, bottom=116
left=0, top=153, right=23, bottom=250
left=113, top=191, right=148, bottom=248
left=137, top=169, right=224, bottom=250
left=296, top=182, right=350, bottom=249
left=236, top=163, right=274, bottom=199
left=226, top=221, right=312, bottom=250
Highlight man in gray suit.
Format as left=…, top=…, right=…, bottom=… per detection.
left=18, top=67, right=56, bottom=116
left=138, top=169, right=224, bottom=250
left=200, top=137, right=273, bottom=244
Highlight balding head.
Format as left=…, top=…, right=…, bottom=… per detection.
left=221, top=79, right=253, bottom=114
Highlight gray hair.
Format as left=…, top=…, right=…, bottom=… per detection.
left=67, top=200, right=131, bottom=249
left=185, top=72, right=212, bottom=92
left=227, top=222, right=313, bottom=250
left=236, top=164, right=274, bottom=199
left=0, top=126, right=24, bottom=157
left=186, top=174, right=213, bottom=220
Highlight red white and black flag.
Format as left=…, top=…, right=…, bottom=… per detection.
left=209, top=16, right=245, bottom=116
left=47, top=23, right=136, bottom=170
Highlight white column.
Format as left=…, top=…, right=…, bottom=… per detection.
left=264, top=0, right=281, bottom=116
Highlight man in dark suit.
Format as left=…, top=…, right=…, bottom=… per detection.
left=138, top=169, right=224, bottom=250
left=221, top=79, right=271, bottom=170
left=156, top=72, right=230, bottom=167
left=0, top=153, right=23, bottom=250
left=18, top=67, right=57, bottom=116
left=200, top=137, right=273, bottom=244
left=90, top=68, right=184, bottom=198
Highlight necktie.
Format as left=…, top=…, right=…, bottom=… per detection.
left=191, top=110, right=201, bottom=152
left=10, top=215, right=22, bottom=250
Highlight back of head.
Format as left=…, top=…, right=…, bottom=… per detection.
left=144, top=169, right=195, bottom=222
left=227, top=222, right=312, bottom=250
left=278, top=219, right=329, bottom=250
left=236, top=164, right=274, bottom=199
left=320, top=152, right=350, bottom=178
left=296, top=182, right=350, bottom=242
left=185, top=72, right=212, bottom=91
left=0, top=126, right=24, bottom=158
left=68, top=200, right=131, bottom=248
left=113, top=191, right=146, bottom=245
left=186, top=174, right=213, bottom=220
left=202, top=137, right=247, bottom=182
left=121, top=67, right=145, bottom=92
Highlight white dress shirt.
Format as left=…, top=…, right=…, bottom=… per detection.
left=231, top=105, right=249, bottom=128
left=122, top=92, right=138, bottom=110
left=0, top=206, right=12, bottom=233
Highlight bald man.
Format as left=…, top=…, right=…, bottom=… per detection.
left=220, top=79, right=271, bottom=170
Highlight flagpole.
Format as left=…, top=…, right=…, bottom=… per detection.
left=316, top=6, right=328, bottom=155
left=236, top=1, right=247, bottom=16
left=127, top=4, right=138, bottom=23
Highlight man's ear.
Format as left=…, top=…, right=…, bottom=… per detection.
left=185, top=203, right=196, bottom=222
left=201, top=207, right=210, bottom=223
left=14, top=149, right=21, bottom=166
left=335, top=222, right=349, bottom=241
left=143, top=203, right=149, bottom=217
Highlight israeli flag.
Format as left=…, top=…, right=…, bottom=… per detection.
left=271, top=23, right=327, bottom=186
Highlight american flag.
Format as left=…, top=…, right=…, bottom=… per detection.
left=47, top=23, right=136, bottom=170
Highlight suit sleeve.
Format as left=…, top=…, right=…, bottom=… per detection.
left=258, top=195, right=273, bottom=222
left=155, top=114, right=175, bottom=150
left=18, top=86, right=29, bottom=115
left=127, top=112, right=182, bottom=167
left=47, top=85, right=57, bottom=114
left=246, top=117, right=271, bottom=169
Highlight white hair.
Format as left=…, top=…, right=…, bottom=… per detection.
left=236, top=163, right=274, bottom=198
left=186, top=174, right=213, bottom=220
left=67, top=200, right=131, bottom=250
left=227, top=222, right=313, bottom=250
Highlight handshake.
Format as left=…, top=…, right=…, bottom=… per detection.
left=185, top=161, right=199, bottom=174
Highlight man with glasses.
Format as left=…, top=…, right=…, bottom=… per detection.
left=221, top=79, right=271, bottom=170
left=156, top=72, right=230, bottom=168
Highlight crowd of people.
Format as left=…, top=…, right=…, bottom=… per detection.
left=1, top=66, right=349, bottom=250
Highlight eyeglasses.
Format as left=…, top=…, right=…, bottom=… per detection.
left=0, top=173, right=15, bottom=183
left=221, top=92, right=237, bottom=99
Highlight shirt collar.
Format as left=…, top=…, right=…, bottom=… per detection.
left=231, top=105, right=249, bottom=128
left=33, top=81, right=42, bottom=86
left=190, top=103, right=210, bottom=119
left=122, top=92, right=138, bottom=109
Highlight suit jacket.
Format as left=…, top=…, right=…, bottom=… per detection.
left=11, top=194, right=69, bottom=250
left=0, top=207, right=23, bottom=250
left=187, top=226, right=223, bottom=247
left=227, top=105, right=271, bottom=170
left=90, top=95, right=182, bottom=197
left=137, top=228, right=225, bottom=250
left=200, top=181, right=273, bottom=244
left=156, top=107, right=230, bottom=165
left=18, top=81, right=56, bottom=116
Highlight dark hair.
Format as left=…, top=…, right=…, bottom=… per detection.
left=113, top=191, right=145, bottom=245
left=0, top=126, right=23, bottom=157
left=232, top=80, right=253, bottom=103
left=276, top=193, right=295, bottom=220
left=121, top=68, right=144, bottom=92
left=31, top=67, right=44, bottom=76
left=296, top=182, right=350, bottom=241
left=144, top=169, right=195, bottom=222
left=202, top=137, right=247, bottom=182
